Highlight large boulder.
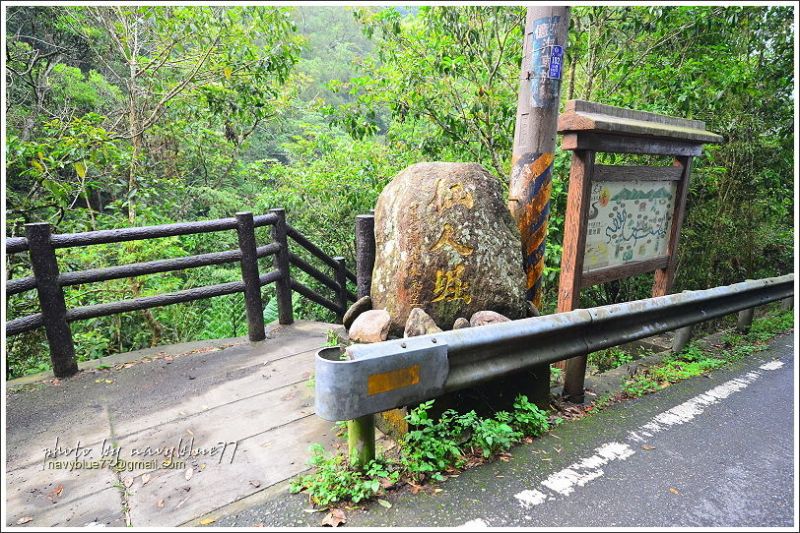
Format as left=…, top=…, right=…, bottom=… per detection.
left=371, top=162, right=527, bottom=336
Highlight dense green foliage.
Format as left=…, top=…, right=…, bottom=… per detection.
left=289, top=395, right=550, bottom=505
left=5, top=6, right=794, bottom=377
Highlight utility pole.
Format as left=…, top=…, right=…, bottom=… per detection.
left=509, top=6, right=570, bottom=312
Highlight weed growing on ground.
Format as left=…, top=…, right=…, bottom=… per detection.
left=291, top=395, right=551, bottom=505
left=622, top=343, right=725, bottom=398
left=621, top=309, right=793, bottom=399
left=588, top=347, right=634, bottom=373
left=288, top=444, right=399, bottom=506
left=325, top=329, right=339, bottom=347
left=745, top=310, right=794, bottom=342
left=550, top=365, right=562, bottom=385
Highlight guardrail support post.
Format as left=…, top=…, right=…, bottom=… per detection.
left=348, top=414, right=375, bottom=468
left=780, top=297, right=793, bottom=312
left=736, top=307, right=755, bottom=333
left=236, top=212, right=266, bottom=341
left=334, top=257, right=348, bottom=322
left=270, top=208, right=294, bottom=325
left=562, top=355, right=587, bottom=404
left=672, top=325, right=693, bottom=353
left=25, top=222, right=78, bottom=377
left=671, top=290, right=693, bottom=353
left=355, top=214, right=375, bottom=299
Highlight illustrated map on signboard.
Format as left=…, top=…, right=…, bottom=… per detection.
left=583, top=179, right=677, bottom=272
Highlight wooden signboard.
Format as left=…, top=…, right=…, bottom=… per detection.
left=556, top=100, right=723, bottom=313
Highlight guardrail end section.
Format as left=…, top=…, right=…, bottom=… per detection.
left=315, top=340, right=449, bottom=421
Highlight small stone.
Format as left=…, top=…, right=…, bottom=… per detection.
left=470, top=310, right=511, bottom=327
left=404, top=308, right=443, bottom=337
left=348, top=309, right=391, bottom=343
left=342, top=295, right=372, bottom=330
left=452, top=317, right=471, bottom=329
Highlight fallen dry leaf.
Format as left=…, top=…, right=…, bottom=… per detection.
left=141, top=474, right=151, bottom=486
left=433, top=488, right=443, bottom=494
left=321, top=508, right=346, bottom=527
left=641, top=444, right=656, bottom=451
left=156, top=499, right=165, bottom=509
left=669, top=487, right=681, bottom=495
left=379, top=478, right=395, bottom=489
left=409, top=483, right=422, bottom=495
left=377, top=498, right=392, bottom=509
left=16, top=517, right=33, bottom=525
left=48, top=484, right=64, bottom=501
left=123, top=476, right=134, bottom=488
left=199, top=517, right=216, bottom=525
left=184, top=467, right=194, bottom=481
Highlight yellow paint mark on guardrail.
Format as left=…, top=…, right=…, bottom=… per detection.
left=367, top=365, right=420, bottom=396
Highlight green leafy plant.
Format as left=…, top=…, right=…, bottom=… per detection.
left=400, top=401, right=469, bottom=481
left=469, top=415, right=521, bottom=458
left=288, top=443, right=398, bottom=506
left=325, top=329, right=340, bottom=347
left=509, top=395, right=550, bottom=437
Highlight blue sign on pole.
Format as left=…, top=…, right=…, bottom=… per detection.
left=548, top=45, right=563, bottom=80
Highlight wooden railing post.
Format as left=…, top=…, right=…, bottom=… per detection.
left=236, top=212, right=266, bottom=341
left=25, top=222, right=78, bottom=377
left=334, top=256, right=348, bottom=322
left=270, top=208, right=294, bottom=325
left=355, top=214, right=375, bottom=299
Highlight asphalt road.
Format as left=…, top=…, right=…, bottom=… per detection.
left=214, top=332, right=796, bottom=528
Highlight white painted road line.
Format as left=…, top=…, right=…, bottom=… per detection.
left=458, top=518, right=489, bottom=528
left=759, top=360, right=784, bottom=370
left=515, top=489, right=548, bottom=508
left=512, top=360, right=785, bottom=512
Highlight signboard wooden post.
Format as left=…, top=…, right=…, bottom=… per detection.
left=556, top=100, right=723, bottom=401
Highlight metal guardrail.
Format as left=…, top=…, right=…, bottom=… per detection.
left=315, top=274, right=794, bottom=422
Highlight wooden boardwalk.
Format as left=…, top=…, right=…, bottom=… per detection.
left=5, top=321, right=370, bottom=527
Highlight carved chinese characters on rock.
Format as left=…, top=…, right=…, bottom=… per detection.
left=431, top=264, right=472, bottom=304
left=372, top=162, right=528, bottom=336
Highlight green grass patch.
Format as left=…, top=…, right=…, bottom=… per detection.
left=622, top=309, right=793, bottom=398
left=623, top=344, right=725, bottom=398
left=745, top=310, right=794, bottom=342
left=588, top=347, right=634, bottom=373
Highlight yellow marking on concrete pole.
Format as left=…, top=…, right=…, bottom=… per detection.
left=367, top=364, right=421, bottom=396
